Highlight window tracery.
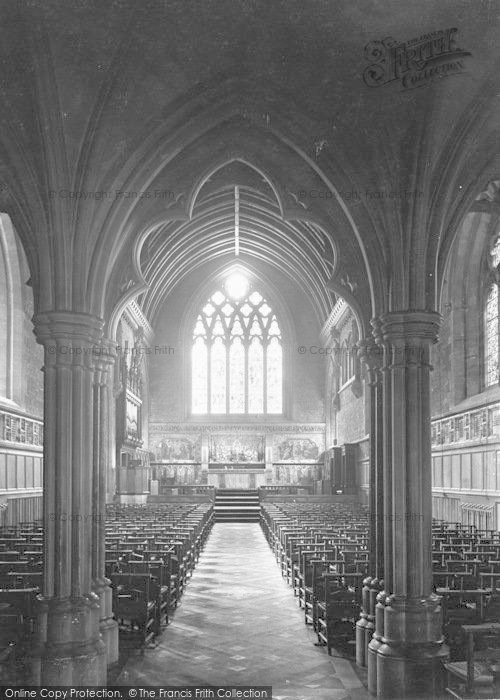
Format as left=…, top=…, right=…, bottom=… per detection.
left=485, top=234, right=500, bottom=386
left=191, top=279, right=283, bottom=414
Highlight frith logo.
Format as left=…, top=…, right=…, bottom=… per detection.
left=363, top=28, right=471, bottom=90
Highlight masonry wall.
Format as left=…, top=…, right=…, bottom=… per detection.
left=0, top=218, right=44, bottom=525
left=430, top=208, right=500, bottom=529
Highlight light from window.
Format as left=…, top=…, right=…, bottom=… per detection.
left=191, top=278, right=283, bottom=414
left=191, top=337, right=207, bottom=413
left=267, top=337, right=282, bottom=412
left=491, top=238, right=500, bottom=268
left=340, top=340, right=355, bottom=386
left=485, top=233, right=500, bottom=387
left=229, top=337, right=245, bottom=412
left=485, top=282, right=499, bottom=386
left=226, top=272, right=248, bottom=300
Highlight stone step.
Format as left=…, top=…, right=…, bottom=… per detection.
left=214, top=489, right=261, bottom=522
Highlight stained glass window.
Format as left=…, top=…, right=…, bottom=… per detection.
left=248, top=337, right=264, bottom=413
left=210, top=337, right=226, bottom=413
left=191, top=275, right=283, bottom=414
left=486, top=282, right=499, bottom=386
left=267, top=337, right=282, bottom=413
left=191, top=337, right=207, bottom=414
left=229, top=337, right=245, bottom=412
left=340, top=338, right=355, bottom=386
left=485, top=235, right=500, bottom=387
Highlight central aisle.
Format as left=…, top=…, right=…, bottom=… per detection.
left=116, top=523, right=370, bottom=700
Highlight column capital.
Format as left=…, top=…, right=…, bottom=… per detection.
left=379, top=310, right=441, bottom=346
left=93, top=337, right=118, bottom=375
left=34, top=311, right=104, bottom=346
left=357, top=337, right=384, bottom=371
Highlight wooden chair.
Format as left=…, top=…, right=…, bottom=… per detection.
left=120, top=561, right=170, bottom=627
left=306, top=558, right=344, bottom=631
left=0, top=586, right=39, bottom=682
left=110, top=572, right=159, bottom=646
left=445, top=622, right=500, bottom=698
left=317, top=575, right=359, bottom=656
left=298, top=549, right=334, bottom=611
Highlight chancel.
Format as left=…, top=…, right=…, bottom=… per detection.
left=0, top=1, right=499, bottom=698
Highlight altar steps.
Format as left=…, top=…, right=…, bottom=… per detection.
left=214, top=489, right=260, bottom=522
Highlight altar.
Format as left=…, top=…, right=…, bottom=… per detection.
left=207, top=464, right=267, bottom=490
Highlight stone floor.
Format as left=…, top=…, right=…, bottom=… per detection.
left=114, top=522, right=371, bottom=700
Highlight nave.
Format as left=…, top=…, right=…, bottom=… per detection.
left=114, top=523, right=369, bottom=700
left=0, top=3, right=499, bottom=697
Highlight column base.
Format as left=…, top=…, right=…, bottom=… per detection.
left=364, top=619, right=375, bottom=667
left=356, top=616, right=368, bottom=667
left=32, top=594, right=107, bottom=685
left=368, top=634, right=382, bottom=695
left=377, top=641, right=449, bottom=698
left=94, top=577, right=119, bottom=666
left=100, top=617, right=119, bottom=667
left=376, top=595, right=449, bottom=698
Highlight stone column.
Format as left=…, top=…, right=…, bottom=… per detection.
left=372, top=317, right=394, bottom=595
left=92, top=340, right=119, bottom=666
left=33, top=311, right=107, bottom=685
left=105, top=339, right=118, bottom=502
left=356, top=338, right=384, bottom=667
left=359, top=338, right=384, bottom=579
left=375, top=311, right=448, bottom=698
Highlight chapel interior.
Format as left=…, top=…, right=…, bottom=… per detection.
left=0, top=1, right=499, bottom=698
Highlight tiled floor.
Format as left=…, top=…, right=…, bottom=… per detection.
left=115, top=523, right=370, bottom=700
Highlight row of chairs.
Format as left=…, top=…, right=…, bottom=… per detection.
left=0, top=503, right=214, bottom=674
left=262, top=506, right=500, bottom=670
left=105, top=502, right=214, bottom=646
left=261, top=501, right=369, bottom=655
left=0, top=520, right=45, bottom=681
left=429, top=521, right=500, bottom=696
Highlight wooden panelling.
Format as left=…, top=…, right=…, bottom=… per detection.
left=443, top=455, right=452, bottom=488
left=0, top=451, right=43, bottom=491
left=0, top=494, right=43, bottom=527
left=486, top=450, right=497, bottom=491
left=34, top=458, right=42, bottom=487
left=0, top=453, right=5, bottom=489
left=451, top=454, right=461, bottom=489
left=432, top=495, right=460, bottom=522
left=472, top=452, right=483, bottom=489
left=433, top=455, right=443, bottom=487
left=432, top=442, right=500, bottom=527
left=461, top=453, right=472, bottom=490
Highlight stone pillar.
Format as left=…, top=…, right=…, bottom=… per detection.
left=367, top=318, right=395, bottom=690
left=105, top=339, right=118, bottom=502
left=33, top=311, right=107, bottom=685
left=92, top=340, right=119, bottom=665
left=359, top=338, right=384, bottom=579
left=356, top=576, right=372, bottom=667
left=375, top=311, right=448, bottom=698
left=357, top=339, right=384, bottom=668
left=373, top=317, right=394, bottom=594
left=368, top=585, right=387, bottom=694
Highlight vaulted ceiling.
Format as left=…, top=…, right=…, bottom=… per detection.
left=140, top=162, right=336, bottom=324
left=0, top=0, right=498, bottom=337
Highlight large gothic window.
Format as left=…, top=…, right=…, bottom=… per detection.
left=191, top=273, right=283, bottom=414
left=485, top=236, right=500, bottom=386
